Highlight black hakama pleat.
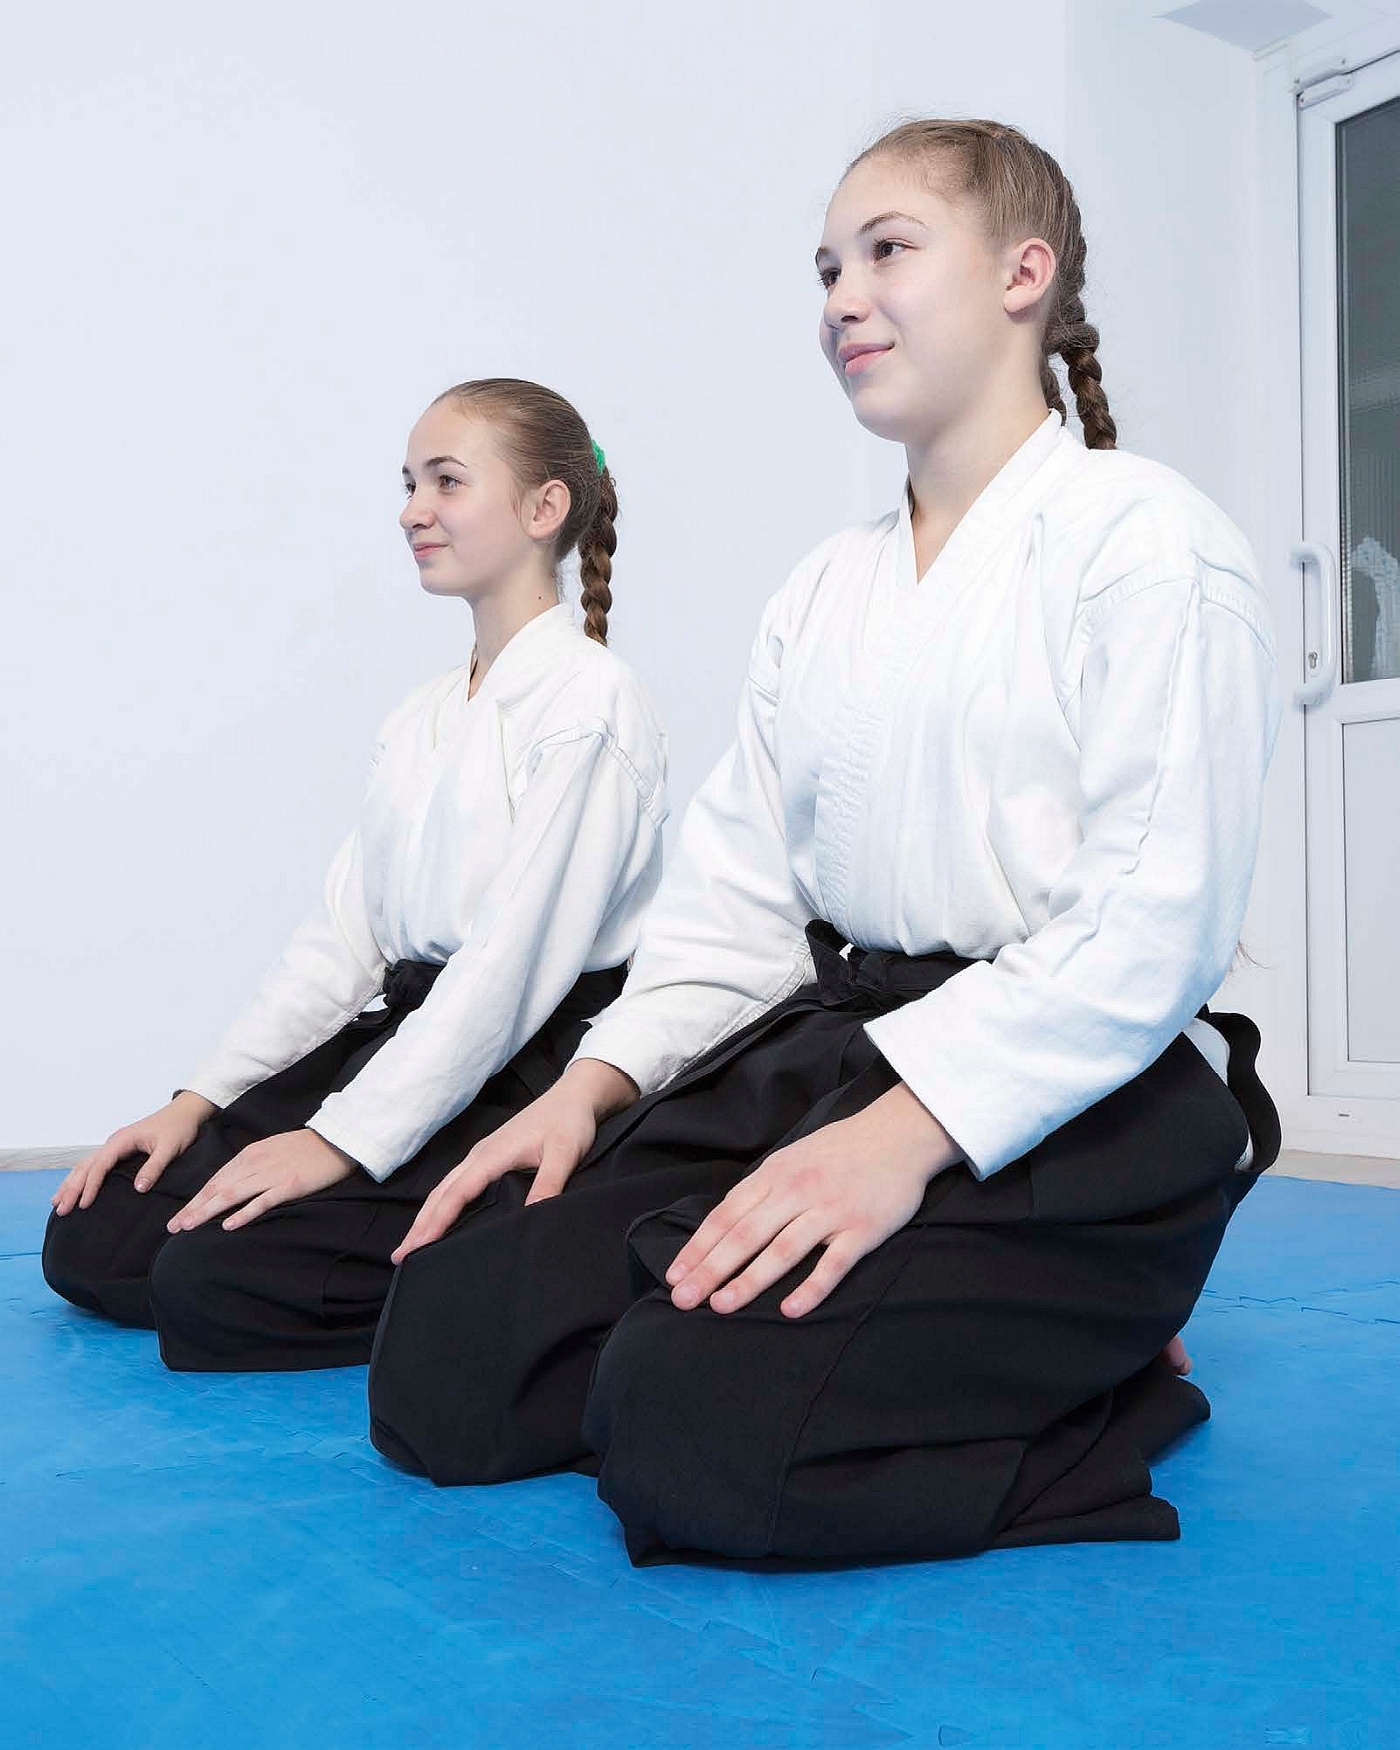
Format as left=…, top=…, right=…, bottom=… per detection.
left=367, top=921, right=1278, bottom=1566
left=41, top=960, right=626, bottom=1372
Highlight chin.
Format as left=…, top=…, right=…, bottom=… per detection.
left=846, top=389, right=921, bottom=446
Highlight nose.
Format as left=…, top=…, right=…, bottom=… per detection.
left=822, top=275, right=871, bottom=339
left=400, top=491, right=434, bottom=534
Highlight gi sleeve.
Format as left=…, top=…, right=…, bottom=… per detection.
left=306, top=724, right=663, bottom=1181
left=865, top=568, right=1280, bottom=1177
left=573, top=596, right=815, bottom=1095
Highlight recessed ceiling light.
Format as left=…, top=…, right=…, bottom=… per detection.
left=1158, top=1, right=1334, bottom=52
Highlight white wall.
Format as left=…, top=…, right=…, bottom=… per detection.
left=1065, top=3, right=1263, bottom=533
left=3, top=0, right=1280, bottom=1144
left=0, top=0, right=877, bottom=1142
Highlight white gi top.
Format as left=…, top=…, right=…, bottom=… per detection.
left=575, top=413, right=1280, bottom=1179
left=184, top=604, right=668, bottom=1181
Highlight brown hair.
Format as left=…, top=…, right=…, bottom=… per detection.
left=848, top=120, right=1117, bottom=450
left=434, top=377, right=617, bottom=643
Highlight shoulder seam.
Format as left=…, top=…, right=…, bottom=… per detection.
left=528, top=722, right=667, bottom=826
left=1079, top=570, right=1276, bottom=657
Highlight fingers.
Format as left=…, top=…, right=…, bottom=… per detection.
left=1162, top=1333, right=1192, bottom=1376
left=778, top=1235, right=864, bottom=1319
left=665, top=1174, right=771, bottom=1286
left=522, top=1138, right=582, bottom=1207
left=59, top=1139, right=127, bottom=1214
left=168, top=1168, right=250, bottom=1234
left=670, top=1200, right=788, bottom=1309
left=77, top=1156, right=118, bottom=1211
left=133, top=1143, right=178, bottom=1195
left=391, top=1163, right=483, bottom=1263
left=51, top=1155, right=96, bottom=1217
left=220, top=1187, right=286, bottom=1231
left=705, top=1212, right=829, bottom=1315
left=668, top=1190, right=871, bottom=1320
left=51, top=1114, right=192, bottom=1215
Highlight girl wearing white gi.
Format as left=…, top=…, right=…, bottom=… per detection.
left=368, top=124, right=1281, bottom=1563
left=43, top=379, right=667, bottom=1373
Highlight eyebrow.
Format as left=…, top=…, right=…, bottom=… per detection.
left=814, top=210, right=927, bottom=265
left=402, top=454, right=469, bottom=477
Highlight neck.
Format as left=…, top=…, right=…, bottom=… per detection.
left=903, top=386, right=1051, bottom=567
left=467, top=561, right=560, bottom=691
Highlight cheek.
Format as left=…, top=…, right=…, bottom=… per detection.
left=435, top=499, right=470, bottom=543
left=438, top=497, right=491, bottom=548
left=896, top=277, right=983, bottom=369
left=442, top=495, right=524, bottom=566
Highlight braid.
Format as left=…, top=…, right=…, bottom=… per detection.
left=1039, top=355, right=1068, bottom=426
left=1042, top=216, right=1117, bottom=450
left=578, top=466, right=617, bottom=645
left=1053, top=294, right=1117, bottom=450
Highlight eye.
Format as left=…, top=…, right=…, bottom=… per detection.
left=873, top=238, right=907, bottom=262
left=402, top=480, right=414, bottom=497
left=437, top=473, right=460, bottom=491
left=817, top=264, right=839, bottom=290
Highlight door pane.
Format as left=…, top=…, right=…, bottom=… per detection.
left=1337, top=95, right=1400, bottom=684
left=1344, top=718, right=1400, bottom=1061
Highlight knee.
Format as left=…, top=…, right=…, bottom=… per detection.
left=367, top=1253, right=515, bottom=1486
left=584, top=1297, right=774, bottom=1561
left=40, top=1203, right=102, bottom=1310
left=41, top=1187, right=155, bottom=1326
left=147, top=1228, right=237, bottom=1369
left=367, top=1268, right=438, bottom=1479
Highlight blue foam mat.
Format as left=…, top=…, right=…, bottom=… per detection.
left=3, top=1169, right=1396, bottom=1749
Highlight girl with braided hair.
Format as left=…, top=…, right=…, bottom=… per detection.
left=371, top=123, right=1281, bottom=1564
left=43, top=378, right=667, bottom=1372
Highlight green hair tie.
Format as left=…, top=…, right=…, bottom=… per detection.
left=591, top=439, right=606, bottom=477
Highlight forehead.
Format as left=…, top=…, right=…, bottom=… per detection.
left=819, top=155, right=957, bottom=245
left=404, top=400, right=499, bottom=465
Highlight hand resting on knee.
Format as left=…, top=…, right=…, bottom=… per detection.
left=51, top=1091, right=219, bottom=1216
left=164, top=1130, right=357, bottom=1233
left=391, top=1057, right=639, bottom=1262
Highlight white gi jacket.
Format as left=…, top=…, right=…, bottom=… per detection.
left=184, top=604, right=668, bottom=1180
left=575, top=413, right=1279, bottom=1178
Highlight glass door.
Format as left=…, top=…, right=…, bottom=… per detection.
left=1297, top=50, right=1400, bottom=1139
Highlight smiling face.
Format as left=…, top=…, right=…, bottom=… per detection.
left=400, top=400, right=554, bottom=602
left=816, top=154, right=1041, bottom=448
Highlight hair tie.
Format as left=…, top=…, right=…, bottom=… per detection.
left=591, top=440, right=606, bottom=477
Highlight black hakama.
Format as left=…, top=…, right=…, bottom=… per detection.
left=41, top=960, right=626, bottom=1372
left=367, top=921, right=1278, bottom=1564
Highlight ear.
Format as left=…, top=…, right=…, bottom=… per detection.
left=526, top=478, right=572, bottom=545
left=1002, top=235, right=1057, bottom=319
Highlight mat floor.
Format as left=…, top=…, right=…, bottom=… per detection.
left=3, top=1169, right=1396, bottom=1750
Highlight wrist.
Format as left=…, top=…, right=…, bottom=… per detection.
left=563, top=1056, right=640, bottom=1122
left=876, top=1082, right=962, bottom=1177
left=306, top=1129, right=359, bottom=1171
left=171, top=1090, right=219, bottom=1122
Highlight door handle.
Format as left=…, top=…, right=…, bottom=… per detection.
left=1292, top=541, right=1340, bottom=707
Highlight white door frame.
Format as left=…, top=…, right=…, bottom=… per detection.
left=1251, top=23, right=1400, bottom=1158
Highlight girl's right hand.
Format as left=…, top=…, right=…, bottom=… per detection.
left=50, top=1091, right=218, bottom=1216
left=391, top=1058, right=638, bottom=1263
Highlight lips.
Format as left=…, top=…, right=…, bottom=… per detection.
left=839, top=342, right=893, bottom=376
left=412, top=544, right=446, bottom=558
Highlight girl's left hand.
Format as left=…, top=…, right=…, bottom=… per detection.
left=167, top=1130, right=357, bottom=1233
left=666, top=1083, right=960, bottom=1320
